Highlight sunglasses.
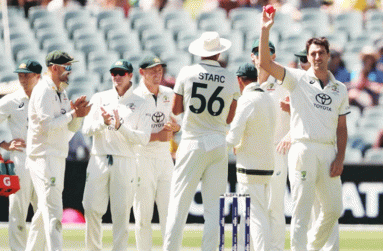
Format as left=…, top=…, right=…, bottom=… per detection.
left=53, top=64, right=72, bottom=71
left=111, top=71, right=128, bottom=77
left=299, top=57, right=308, bottom=64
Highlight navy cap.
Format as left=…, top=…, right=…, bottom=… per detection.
left=14, top=60, right=42, bottom=74
left=236, top=63, right=258, bottom=79
left=109, top=59, right=134, bottom=73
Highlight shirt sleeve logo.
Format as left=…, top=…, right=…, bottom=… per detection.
left=18, top=102, right=25, bottom=109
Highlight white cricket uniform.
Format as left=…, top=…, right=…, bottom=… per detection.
left=163, top=59, right=240, bottom=251
left=26, top=75, right=83, bottom=251
left=261, top=77, right=290, bottom=251
left=0, top=88, right=45, bottom=251
left=82, top=86, right=153, bottom=251
left=281, top=67, right=350, bottom=251
left=133, top=82, right=175, bottom=251
left=227, top=82, right=276, bottom=251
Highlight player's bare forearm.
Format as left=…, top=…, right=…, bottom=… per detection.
left=330, top=116, right=347, bottom=177
left=226, top=99, right=237, bottom=124
left=172, top=94, right=184, bottom=115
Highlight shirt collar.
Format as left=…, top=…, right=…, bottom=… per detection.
left=243, top=82, right=261, bottom=93
left=307, top=67, right=338, bottom=87
left=112, top=82, right=134, bottom=102
left=138, top=79, right=164, bottom=96
left=16, top=88, right=29, bottom=100
left=199, top=59, right=221, bottom=67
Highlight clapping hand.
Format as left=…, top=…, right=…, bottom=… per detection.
left=71, top=96, right=92, bottom=118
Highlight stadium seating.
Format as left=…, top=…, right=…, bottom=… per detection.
left=363, top=148, right=383, bottom=163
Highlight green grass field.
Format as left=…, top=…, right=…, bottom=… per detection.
left=0, top=224, right=382, bottom=250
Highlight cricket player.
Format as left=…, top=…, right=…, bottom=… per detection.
left=294, top=49, right=340, bottom=251
left=0, top=60, right=46, bottom=251
left=227, top=63, right=276, bottom=251
left=82, top=59, right=153, bottom=251
left=25, top=50, right=91, bottom=251
left=163, top=31, right=240, bottom=251
left=259, top=9, right=349, bottom=251
left=133, top=56, right=181, bottom=251
left=251, top=39, right=290, bottom=251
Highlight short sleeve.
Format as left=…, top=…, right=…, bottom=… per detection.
left=281, top=67, right=302, bottom=91
left=174, top=67, right=187, bottom=96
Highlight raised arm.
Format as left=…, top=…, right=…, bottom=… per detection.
left=259, top=8, right=285, bottom=82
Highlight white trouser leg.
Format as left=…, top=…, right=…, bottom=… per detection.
left=311, top=199, right=340, bottom=251
left=200, top=147, right=228, bottom=251
left=268, top=152, right=288, bottom=251
left=110, top=156, right=136, bottom=251
left=288, top=143, right=317, bottom=251
left=9, top=154, right=35, bottom=251
left=28, top=156, right=65, bottom=251
left=26, top=208, right=46, bottom=251
left=307, top=146, right=342, bottom=251
left=155, top=157, right=173, bottom=241
left=163, top=148, right=208, bottom=251
left=134, top=157, right=156, bottom=251
left=240, top=183, right=271, bottom=251
left=83, top=156, right=110, bottom=251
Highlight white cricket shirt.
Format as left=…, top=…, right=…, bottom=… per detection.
left=27, top=75, right=83, bottom=158
left=133, top=81, right=175, bottom=159
left=226, top=82, right=276, bottom=184
left=282, top=67, right=350, bottom=145
left=82, top=86, right=153, bottom=158
left=174, top=59, right=240, bottom=151
left=0, top=88, right=29, bottom=160
left=261, top=76, right=290, bottom=144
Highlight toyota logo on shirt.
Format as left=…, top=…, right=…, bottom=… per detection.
left=315, top=93, right=332, bottom=105
left=152, top=112, right=165, bottom=123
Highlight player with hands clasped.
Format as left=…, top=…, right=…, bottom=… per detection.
left=82, top=59, right=153, bottom=251
left=0, top=60, right=45, bottom=251
left=163, top=31, right=240, bottom=251
left=259, top=8, right=350, bottom=251
left=132, top=56, right=180, bottom=251
left=227, top=63, right=276, bottom=251
left=25, top=51, right=91, bottom=251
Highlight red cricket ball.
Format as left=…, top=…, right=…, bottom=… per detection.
left=265, top=5, right=276, bottom=15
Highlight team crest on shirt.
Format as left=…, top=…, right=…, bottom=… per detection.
left=163, top=95, right=170, bottom=103
left=126, top=103, right=136, bottom=111
left=330, top=83, right=340, bottom=94
left=267, top=83, right=275, bottom=91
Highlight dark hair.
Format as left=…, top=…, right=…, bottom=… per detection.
left=306, top=37, right=330, bottom=55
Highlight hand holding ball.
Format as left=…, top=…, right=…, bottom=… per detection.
left=264, top=5, right=276, bottom=15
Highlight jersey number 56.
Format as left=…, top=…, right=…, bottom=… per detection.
left=189, top=82, right=224, bottom=116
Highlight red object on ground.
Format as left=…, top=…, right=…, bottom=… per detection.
left=62, top=208, right=86, bottom=224
left=265, top=5, right=276, bottom=14
left=0, top=175, right=20, bottom=197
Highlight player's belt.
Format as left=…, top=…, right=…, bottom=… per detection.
left=237, top=168, right=274, bottom=176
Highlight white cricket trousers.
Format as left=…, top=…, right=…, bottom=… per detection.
left=268, top=152, right=288, bottom=251
left=163, top=146, right=228, bottom=251
left=238, top=182, right=272, bottom=251
left=311, top=199, right=340, bottom=251
left=133, top=155, right=173, bottom=251
left=288, top=142, right=342, bottom=251
left=26, top=155, right=66, bottom=251
left=83, top=155, right=137, bottom=251
left=8, top=153, right=44, bottom=251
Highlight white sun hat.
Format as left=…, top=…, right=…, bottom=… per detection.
left=188, top=31, right=232, bottom=57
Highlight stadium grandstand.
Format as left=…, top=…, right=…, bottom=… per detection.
left=1, top=3, right=383, bottom=162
